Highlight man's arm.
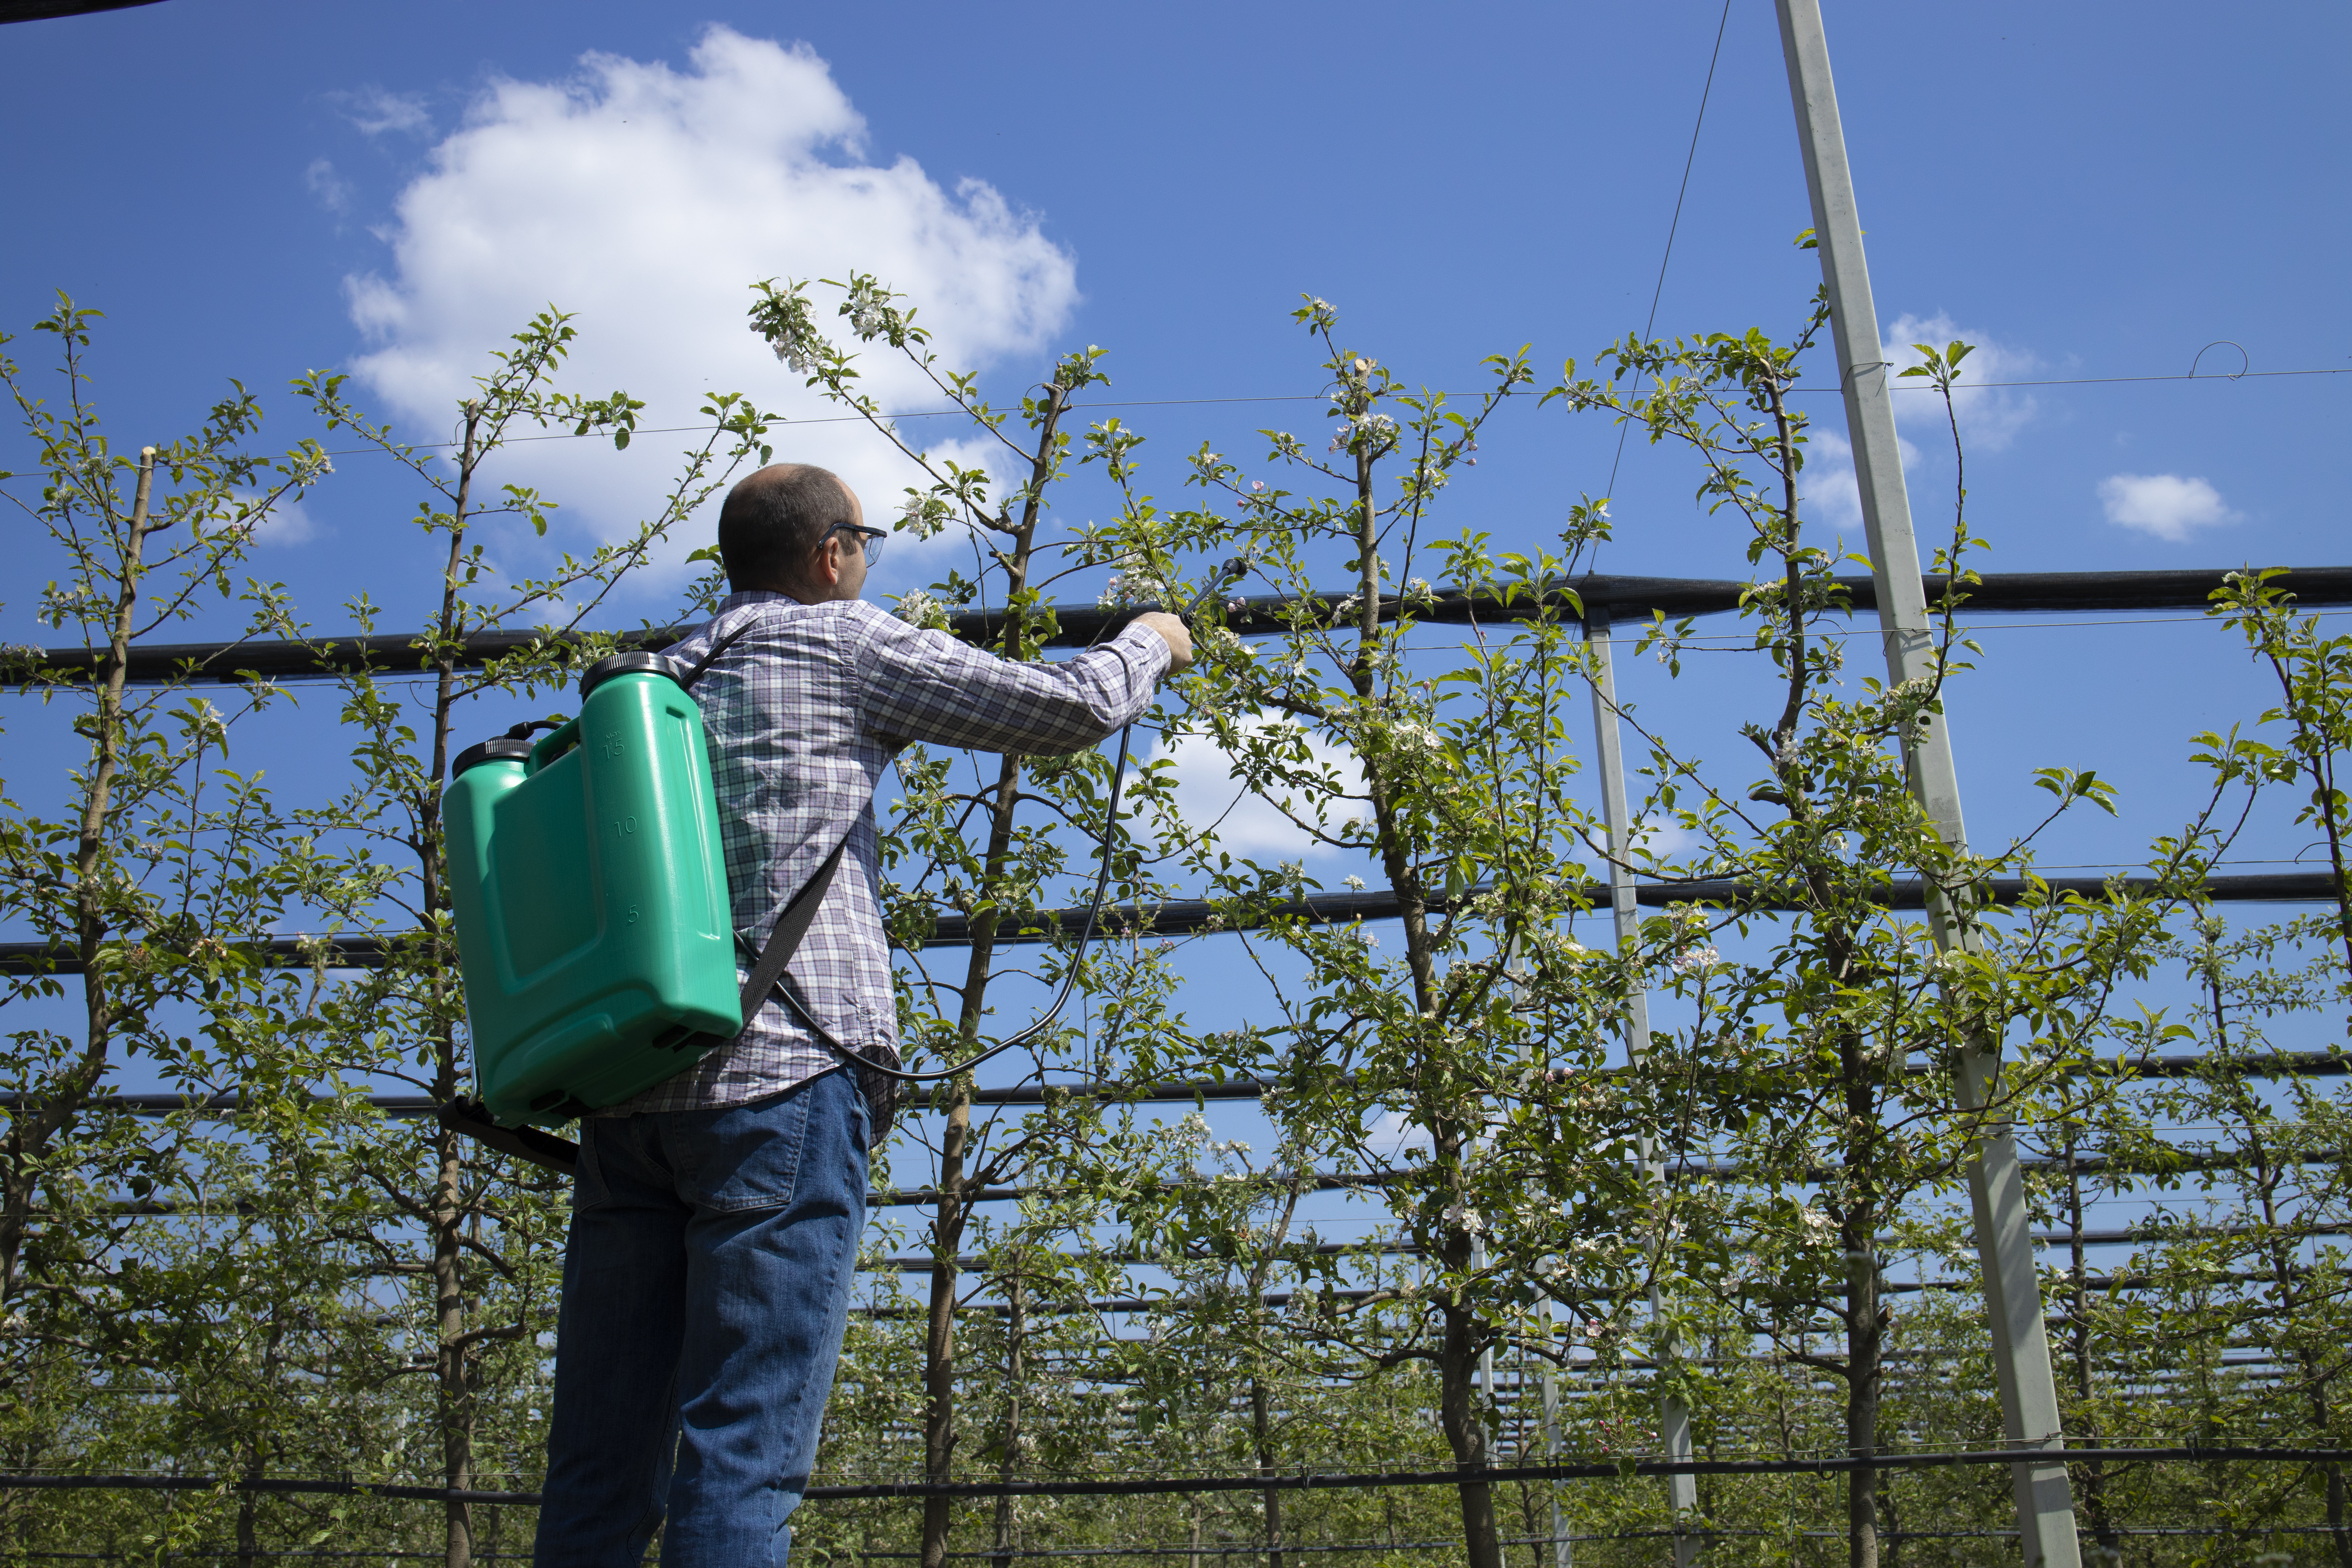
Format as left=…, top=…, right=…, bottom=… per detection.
left=858, top=611, right=1177, bottom=755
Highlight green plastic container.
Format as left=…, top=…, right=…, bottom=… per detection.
left=443, top=654, right=741, bottom=1126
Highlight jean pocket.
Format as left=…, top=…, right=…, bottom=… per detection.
left=675, top=1086, right=814, bottom=1215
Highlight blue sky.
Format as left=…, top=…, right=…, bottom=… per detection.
left=5, top=2, right=2349, bottom=1190
left=5, top=4, right=2344, bottom=819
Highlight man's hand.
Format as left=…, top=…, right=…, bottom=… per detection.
left=1132, top=611, right=1194, bottom=672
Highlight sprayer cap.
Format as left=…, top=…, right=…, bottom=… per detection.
left=452, top=736, right=536, bottom=777
left=580, top=651, right=684, bottom=700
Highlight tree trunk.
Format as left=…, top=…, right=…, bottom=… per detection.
left=0, top=447, right=156, bottom=1309
left=2063, top=1136, right=2119, bottom=1560
left=1840, top=1009, right=1880, bottom=1568
left=1332, top=360, right=1504, bottom=1568
left=234, top=1480, right=259, bottom=1568
left=919, top=384, right=1064, bottom=1568
left=1251, top=1375, right=1286, bottom=1568
left=426, top=408, right=480, bottom=1568
left=919, top=1166, right=967, bottom=1568
left=433, top=1110, right=474, bottom=1568
left=1844, top=1267, right=1880, bottom=1568
left=1437, top=1295, right=1503, bottom=1568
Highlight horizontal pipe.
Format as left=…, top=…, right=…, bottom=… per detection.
left=21, top=566, right=2351, bottom=688
left=9, top=1444, right=2351, bottom=1507
left=1, top=871, right=2331, bottom=977
left=862, top=1241, right=1424, bottom=1273
left=867, top=1170, right=1407, bottom=1210
left=54, top=1142, right=2341, bottom=1219
left=0, top=1076, right=1276, bottom=1118
left=9, top=1049, right=2347, bottom=1124
left=852, top=1223, right=2351, bottom=1274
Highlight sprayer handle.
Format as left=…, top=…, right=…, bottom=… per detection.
left=525, top=716, right=583, bottom=776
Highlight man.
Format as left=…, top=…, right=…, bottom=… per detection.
left=534, top=464, right=1191, bottom=1565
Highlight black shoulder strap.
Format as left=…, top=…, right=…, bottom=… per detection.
left=731, top=834, right=847, bottom=1027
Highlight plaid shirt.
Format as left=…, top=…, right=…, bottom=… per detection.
left=602, top=590, right=1172, bottom=1128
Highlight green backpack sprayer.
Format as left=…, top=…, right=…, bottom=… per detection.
left=437, top=562, right=1246, bottom=1176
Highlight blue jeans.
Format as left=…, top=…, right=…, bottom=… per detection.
left=534, top=1067, right=869, bottom=1567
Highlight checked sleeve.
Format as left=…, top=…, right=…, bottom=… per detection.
left=853, top=614, right=1173, bottom=755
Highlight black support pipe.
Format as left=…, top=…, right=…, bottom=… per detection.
left=18, top=566, right=2348, bottom=688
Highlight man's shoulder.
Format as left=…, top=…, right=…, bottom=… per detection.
left=831, top=598, right=936, bottom=648
left=704, top=594, right=899, bottom=641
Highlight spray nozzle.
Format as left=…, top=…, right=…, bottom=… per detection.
left=1182, top=557, right=1252, bottom=621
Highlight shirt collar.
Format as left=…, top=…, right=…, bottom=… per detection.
left=718, top=588, right=808, bottom=612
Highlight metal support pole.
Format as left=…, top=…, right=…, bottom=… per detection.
left=1582, top=611, right=1699, bottom=1566
left=1773, top=3, right=2079, bottom=1563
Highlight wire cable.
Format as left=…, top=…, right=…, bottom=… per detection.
left=1600, top=0, right=1735, bottom=519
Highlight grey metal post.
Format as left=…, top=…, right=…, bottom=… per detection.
left=1582, top=611, right=1699, bottom=1565
left=1773, top=2, right=2079, bottom=1562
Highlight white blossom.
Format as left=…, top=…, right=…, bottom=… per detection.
left=896, top=493, right=948, bottom=541
left=771, top=330, right=824, bottom=375
left=1097, top=572, right=1162, bottom=610
left=1329, top=411, right=1399, bottom=455
left=845, top=278, right=891, bottom=337
left=892, top=590, right=945, bottom=629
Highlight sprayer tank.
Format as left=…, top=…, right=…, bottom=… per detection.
left=443, top=664, right=742, bottom=1126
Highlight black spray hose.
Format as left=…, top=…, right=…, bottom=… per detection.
left=828, top=556, right=1250, bottom=1086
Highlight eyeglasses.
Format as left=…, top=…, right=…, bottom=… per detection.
left=824, top=522, right=887, bottom=565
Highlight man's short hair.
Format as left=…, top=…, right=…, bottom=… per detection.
left=718, top=464, right=856, bottom=589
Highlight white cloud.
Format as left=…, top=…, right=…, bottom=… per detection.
left=341, top=27, right=1078, bottom=592
left=1365, top=1110, right=1431, bottom=1159
left=1881, top=312, right=2040, bottom=452
left=1146, top=719, right=1368, bottom=861
left=1632, top=814, right=1699, bottom=860
left=304, top=158, right=352, bottom=216
left=1796, top=426, right=1920, bottom=534
left=2098, top=473, right=2240, bottom=543
left=237, top=492, right=316, bottom=546
left=337, top=86, right=433, bottom=138
left=1798, top=427, right=1865, bottom=532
